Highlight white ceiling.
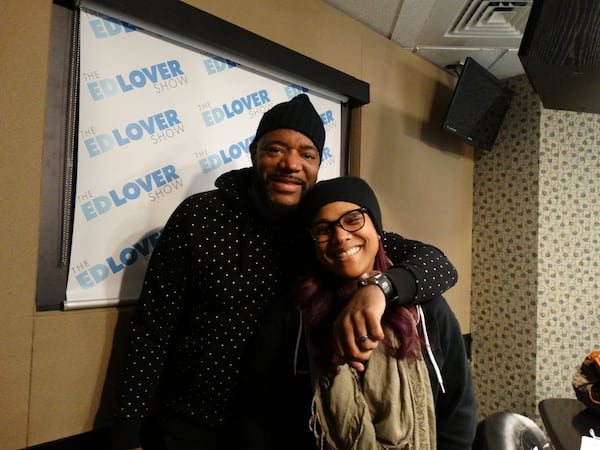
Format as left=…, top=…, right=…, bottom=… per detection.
left=323, top=0, right=533, bottom=80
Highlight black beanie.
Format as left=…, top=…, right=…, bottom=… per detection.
left=253, top=94, right=326, bottom=159
left=301, top=176, right=383, bottom=235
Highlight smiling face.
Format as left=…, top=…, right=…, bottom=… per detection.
left=250, top=129, right=320, bottom=215
left=311, top=201, right=379, bottom=281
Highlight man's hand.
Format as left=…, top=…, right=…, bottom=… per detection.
left=333, top=284, right=386, bottom=371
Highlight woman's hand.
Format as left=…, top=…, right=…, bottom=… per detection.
left=332, top=284, right=385, bottom=371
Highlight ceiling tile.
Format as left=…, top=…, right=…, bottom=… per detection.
left=324, top=0, right=403, bottom=37
left=390, top=0, right=438, bottom=47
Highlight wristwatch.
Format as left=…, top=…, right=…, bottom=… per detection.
left=358, top=271, right=397, bottom=304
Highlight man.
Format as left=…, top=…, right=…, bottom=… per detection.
left=111, top=94, right=458, bottom=450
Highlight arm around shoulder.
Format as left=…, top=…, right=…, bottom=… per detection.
left=382, top=233, right=458, bottom=305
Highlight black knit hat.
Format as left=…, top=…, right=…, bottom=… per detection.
left=301, top=176, right=383, bottom=235
left=253, top=94, right=325, bottom=159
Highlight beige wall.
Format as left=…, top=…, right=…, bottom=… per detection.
left=2, top=2, right=51, bottom=448
left=0, top=1, right=473, bottom=447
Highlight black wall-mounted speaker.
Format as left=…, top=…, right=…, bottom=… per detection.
left=519, top=0, right=600, bottom=114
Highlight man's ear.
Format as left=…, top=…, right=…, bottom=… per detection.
left=249, top=142, right=257, bottom=165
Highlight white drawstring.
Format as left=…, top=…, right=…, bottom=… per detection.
left=417, top=304, right=446, bottom=393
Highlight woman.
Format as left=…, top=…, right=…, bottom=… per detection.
left=238, top=176, right=476, bottom=450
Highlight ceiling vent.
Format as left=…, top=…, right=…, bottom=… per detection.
left=447, top=1, right=533, bottom=39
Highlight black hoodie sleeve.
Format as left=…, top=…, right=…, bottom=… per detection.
left=420, top=296, right=477, bottom=450
left=382, top=232, right=458, bottom=305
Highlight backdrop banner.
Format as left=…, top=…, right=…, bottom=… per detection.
left=64, top=9, right=342, bottom=309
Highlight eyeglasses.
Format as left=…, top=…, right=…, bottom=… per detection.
left=309, top=207, right=367, bottom=243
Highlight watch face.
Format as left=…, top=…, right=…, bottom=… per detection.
left=359, top=272, right=385, bottom=289
left=360, top=270, right=381, bottom=281
left=360, top=271, right=393, bottom=294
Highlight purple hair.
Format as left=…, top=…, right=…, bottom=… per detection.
left=294, top=240, right=421, bottom=375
